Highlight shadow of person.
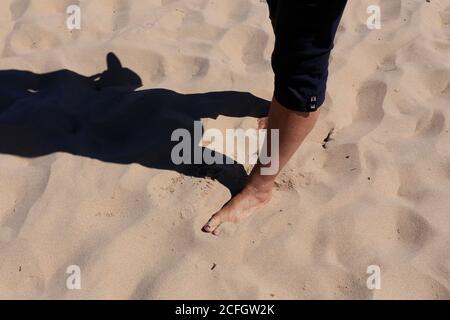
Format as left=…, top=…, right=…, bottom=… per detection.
left=0, top=52, right=269, bottom=195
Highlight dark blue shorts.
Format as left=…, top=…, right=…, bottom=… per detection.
left=267, top=0, right=347, bottom=112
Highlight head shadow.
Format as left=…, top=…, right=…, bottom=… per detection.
left=0, top=52, right=270, bottom=195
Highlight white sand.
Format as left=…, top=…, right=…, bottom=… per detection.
left=0, top=0, right=449, bottom=299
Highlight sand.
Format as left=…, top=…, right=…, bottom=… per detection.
left=0, top=0, right=449, bottom=300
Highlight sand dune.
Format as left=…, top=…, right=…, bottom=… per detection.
left=0, top=0, right=449, bottom=299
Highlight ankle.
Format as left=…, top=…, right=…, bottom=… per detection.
left=243, top=183, right=273, bottom=200
left=246, top=174, right=274, bottom=192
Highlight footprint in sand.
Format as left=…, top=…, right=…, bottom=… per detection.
left=355, top=81, right=387, bottom=126
left=377, top=54, right=397, bottom=72
left=5, top=0, right=92, bottom=55
left=177, top=9, right=226, bottom=42
left=397, top=163, right=429, bottom=202
left=9, top=0, right=30, bottom=20
left=167, top=55, right=210, bottom=80
left=4, top=21, right=62, bottom=56
left=218, top=25, right=270, bottom=69
left=203, top=0, right=252, bottom=26
left=415, top=109, right=446, bottom=137
left=330, top=203, right=432, bottom=271
left=424, top=69, right=450, bottom=95
left=344, top=80, right=387, bottom=138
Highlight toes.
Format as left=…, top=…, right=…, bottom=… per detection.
left=202, top=214, right=221, bottom=233
left=212, top=224, right=223, bottom=236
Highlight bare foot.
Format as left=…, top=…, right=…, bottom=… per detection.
left=202, top=185, right=272, bottom=236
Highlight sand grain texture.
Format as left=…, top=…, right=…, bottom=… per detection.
left=0, top=0, right=449, bottom=299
